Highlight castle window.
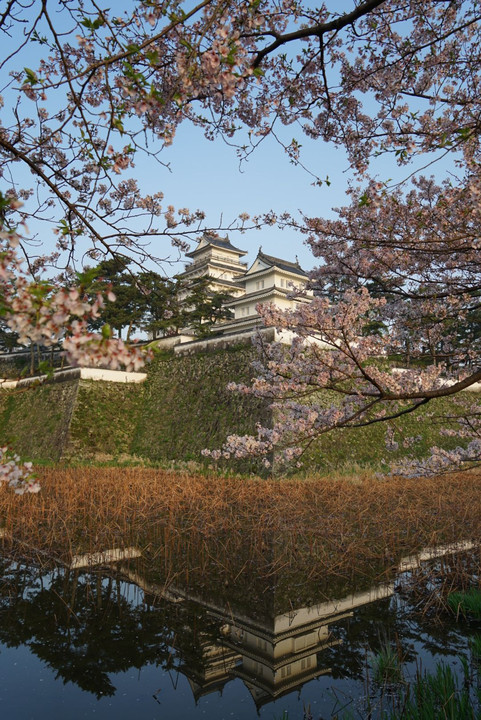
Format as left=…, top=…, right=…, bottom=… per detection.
left=256, top=280, right=265, bottom=290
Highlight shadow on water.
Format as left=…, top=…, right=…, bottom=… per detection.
left=1, top=538, right=480, bottom=719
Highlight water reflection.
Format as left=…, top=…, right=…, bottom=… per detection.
left=175, top=584, right=394, bottom=709
left=0, top=558, right=187, bottom=699
left=0, top=542, right=474, bottom=720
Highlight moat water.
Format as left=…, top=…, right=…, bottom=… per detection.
left=0, top=551, right=479, bottom=719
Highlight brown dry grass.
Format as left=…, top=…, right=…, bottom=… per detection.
left=1, top=467, right=480, bottom=606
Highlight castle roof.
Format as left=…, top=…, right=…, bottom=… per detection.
left=224, top=285, right=311, bottom=307
left=247, top=250, right=308, bottom=279
left=186, top=233, right=248, bottom=258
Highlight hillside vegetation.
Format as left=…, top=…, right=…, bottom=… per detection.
left=0, top=346, right=475, bottom=475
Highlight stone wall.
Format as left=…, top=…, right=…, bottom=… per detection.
left=133, top=345, right=271, bottom=473
left=67, top=379, right=143, bottom=459
left=0, top=344, right=271, bottom=470
left=0, top=379, right=79, bottom=461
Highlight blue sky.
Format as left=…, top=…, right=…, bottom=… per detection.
left=1, top=1, right=355, bottom=279
left=144, top=119, right=351, bottom=277
left=3, top=0, right=456, bottom=281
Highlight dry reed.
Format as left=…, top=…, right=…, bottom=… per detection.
left=1, top=467, right=481, bottom=610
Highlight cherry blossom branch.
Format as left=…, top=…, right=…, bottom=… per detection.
left=251, top=0, right=388, bottom=68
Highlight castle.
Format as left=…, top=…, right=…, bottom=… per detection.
left=174, top=233, right=313, bottom=344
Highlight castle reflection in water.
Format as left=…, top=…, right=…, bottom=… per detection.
left=121, top=555, right=395, bottom=710
left=0, top=539, right=473, bottom=714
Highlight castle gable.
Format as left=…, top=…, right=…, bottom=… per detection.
left=186, top=233, right=247, bottom=259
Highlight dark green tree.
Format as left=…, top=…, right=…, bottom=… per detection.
left=86, top=258, right=146, bottom=340
left=0, top=320, right=20, bottom=353
left=179, top=277, right=233, bottom=338
left=85, top=262, right=234, bottom=340
left=137, top=272, right=185, bottom=339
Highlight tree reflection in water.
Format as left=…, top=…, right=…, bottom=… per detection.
left=0, top=551, right=476, bottom=716
left=0, top=558, right=222, bottom=699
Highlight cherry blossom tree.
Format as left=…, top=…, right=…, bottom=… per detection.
left=207, top=174, right=481, bottom=471
left=1, top=0, right=481, bottom=483
left=6, top=0, right=479, bottom=259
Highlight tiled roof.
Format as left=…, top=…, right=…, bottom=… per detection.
left=179, top=259, right=246, bottom=277
left=225, top=286, right=310, bottom=306
left=186, top=234, right=247, bottom=257
left=254, top=251, right=307, bottom=278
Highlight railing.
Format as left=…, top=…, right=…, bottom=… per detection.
left=188, top=253, right=247, bottom=269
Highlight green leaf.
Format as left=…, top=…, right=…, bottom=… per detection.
left=179, top=38, right=193, bottom=52
left=226, top=47, right=237, bottom=66
left=23, top=68, right=38, bottom=86
left=38, top=361, right=54, bottom=379
left=101, top=324, right=112, bottom=339
left=31, top=30, right=48, bottom=45
left=149, top=85, right=165, bottom=105
left=80, top=16, right=105, bottom=31
left=0, top=192, right=12, bottom=212
left=146, top=50, right=159, bottom=64
left=126, top=43, right=140, bottom=55
left=76, top=267, right=102, bottom=287
left=58, top=219, right=70, bottom=236
left=112, top=117, right=125, bottom=134
left=456, top=127, right=472, bottom=140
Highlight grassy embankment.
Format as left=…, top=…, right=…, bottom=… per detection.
left=0, top=343, right=476, bottom=475
left=0, top=379, right=473, bottom=476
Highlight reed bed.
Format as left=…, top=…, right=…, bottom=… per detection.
left=1, top=467, right=481, bottom=610
left=396, top=547, right=481, bottom=620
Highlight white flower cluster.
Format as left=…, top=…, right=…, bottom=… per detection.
left=63, top=321, right=148, bottom=372
left=1, top=227, right=149, bottom=372
left=0, top=447, right=40, bottom=494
